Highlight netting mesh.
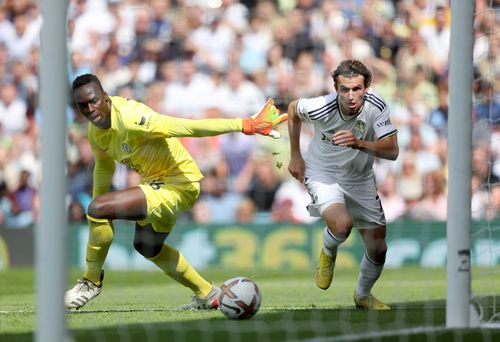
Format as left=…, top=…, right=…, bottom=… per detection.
left=471, top=0, right=500, bottom=328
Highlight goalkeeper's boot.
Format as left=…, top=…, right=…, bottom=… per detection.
left=315, top=249, right=336, bottom=290
left=353, top=290, right=391, bottom=310
left=65, top=270, right=104, bottom=310
left=178, top=284, right=221, bottom=311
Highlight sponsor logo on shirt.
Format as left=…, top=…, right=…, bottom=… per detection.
left=376, top=119, right=392, bottom=127
left=121, top=157, right=143, bottom=174
left=135, top=116, right=146, bottom=126
left=122, top=143, right=132, bottom=153
left=321, top=129, right=337, bottom=145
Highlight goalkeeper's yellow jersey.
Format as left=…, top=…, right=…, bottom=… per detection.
left=88, top=96, right=242, bottom=197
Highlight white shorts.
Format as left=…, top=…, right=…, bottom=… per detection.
left=304, top=179, right=386, bottom=229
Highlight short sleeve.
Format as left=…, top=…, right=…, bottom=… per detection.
left=373, top=107, right=398, bottom=140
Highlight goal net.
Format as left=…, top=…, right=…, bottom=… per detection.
left=17, top=0, right=500, bottom=341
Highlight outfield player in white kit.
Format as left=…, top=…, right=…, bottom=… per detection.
left=287, top=60, right=399, bottom=310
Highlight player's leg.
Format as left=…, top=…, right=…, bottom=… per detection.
left=64, top=215, right=110, bottom=308
left=133, top=223, right=219, bottom=310
left=316, top=203, right=353, bottom=289
left=135, top=180, right=220, bottom=310
left=65, top=187, right=148, bottom=309
left=346, top=181, right=390, bottom=310
left=353, top=226, right=390, bottom=310
left=87, top=186, right=148, bottom=220
left=305, top=181, right=353, bottom=290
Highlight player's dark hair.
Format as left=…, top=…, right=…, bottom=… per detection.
left=330, top=60, right=372, bottom=87
left=72, top=73, right=104, bottom=92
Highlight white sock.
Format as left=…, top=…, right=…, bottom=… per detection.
left=356, top=252, right=384, bottom=297
left=322, top=227, right=346, bottom=257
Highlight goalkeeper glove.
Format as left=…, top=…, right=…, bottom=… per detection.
left=242, top=98, right=288, bottom=139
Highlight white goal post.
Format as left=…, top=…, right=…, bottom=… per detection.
left=37, top=0, right=69, bottom=341
left=446, top=0, right=475, bottom=328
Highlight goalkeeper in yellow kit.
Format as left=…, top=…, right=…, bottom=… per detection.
left=64, top=73, right=287, bottom=310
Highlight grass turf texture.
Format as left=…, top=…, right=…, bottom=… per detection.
left=0, top=267, right=499, bottom=341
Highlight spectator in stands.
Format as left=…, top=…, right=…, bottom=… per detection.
left=471, top=145, right=500, bottom=218
left=271, top=178, right=318, bottom=224
left=0, top=81, right=28, bottom=135
left=68, top=200, right=86, bottom=223
left=213, top=66, right=267, bottom=118
left=395, top=29, right=435, bottom=85
left=474, top=81, right=500, bottom=126
left=471, top=173, right=495, bottom=221
left=408, top=170, right=447, bottom=221
left=7, top=169, right=38, bottom=228
left=378, top=171, right=407, bottom=222
left=397, top=153, right=424, bottom=210
left=0, top=180, right=13, bottom=226
left=3, top=12, right=41, bottom=63
left=404, top=64, right=439, bottom=119
left=1, top=0, right=498, bottom=231
left=195, top=157, right=243, bottom=224
left=162, top=58, right=214, bottom=119
left=403, top=129, right=441, bottom=176
left=239, top=154, right=282, bottom=214
left=428, top=85, right=449, bottom=136
left=67, top=133, right=93, bottom=212
left=419, top=5, right=450, bottom=78
left=188, top=10, right=236, bottom=73
left=236, top=197, right=256, bottom=224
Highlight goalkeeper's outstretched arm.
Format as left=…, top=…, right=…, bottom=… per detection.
left=150, top=99, right=288, bottom=139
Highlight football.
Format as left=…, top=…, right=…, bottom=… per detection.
left=218, top=276, right=262, bottom=320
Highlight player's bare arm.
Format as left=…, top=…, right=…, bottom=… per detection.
left=333, top=131, right=398, bottom=161
left=287, top=100, right=306, bottom=183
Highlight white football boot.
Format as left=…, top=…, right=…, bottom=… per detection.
left=65, top=271, right=104, bottom=310
left=178, top=284, right=221, bottom=311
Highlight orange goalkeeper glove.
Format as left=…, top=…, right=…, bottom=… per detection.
left=242, top=99, right=288, bottom=139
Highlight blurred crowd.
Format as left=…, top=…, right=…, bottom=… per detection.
left=0, top=0, right=499, bottom=229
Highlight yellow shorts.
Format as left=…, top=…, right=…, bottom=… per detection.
left=137, top=180, right=200, bottom=233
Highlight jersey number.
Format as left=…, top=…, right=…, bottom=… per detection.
left=148, top=180, right=165, bottom=190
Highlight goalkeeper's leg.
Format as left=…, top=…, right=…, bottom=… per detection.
left=65, top=215, right=113, bottom=309
left=83, top=216, right=114, bottom=283
left=134, top=223, right=219, bottom=310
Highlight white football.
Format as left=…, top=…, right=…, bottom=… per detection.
left=218, top=276, right=262, bottom=320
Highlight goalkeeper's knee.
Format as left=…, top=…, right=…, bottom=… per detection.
left=87, top=214, right=114, bottom=247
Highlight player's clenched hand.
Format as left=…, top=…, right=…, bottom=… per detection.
left=333, top=130, right=359, bottom=148
left=288, top=155, right=306, bottom=183
left=242, top=98, right=288, bottom=138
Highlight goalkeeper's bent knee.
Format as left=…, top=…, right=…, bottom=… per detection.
left=86, top=214, right=114, bottom=250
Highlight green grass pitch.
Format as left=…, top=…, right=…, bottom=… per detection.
left=0, top=267, right=499, bottom=341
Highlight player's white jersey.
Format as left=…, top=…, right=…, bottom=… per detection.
left=295, top=90, right=397, bottom=185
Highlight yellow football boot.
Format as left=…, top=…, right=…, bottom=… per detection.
left=353, top=290, right=391, bottom=310
left=315, top=249, right=336, bottom=290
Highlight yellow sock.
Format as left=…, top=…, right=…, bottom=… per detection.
left=148, top=244, right=212, bottom=297
left=83, top=215, right=114, bottom=285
